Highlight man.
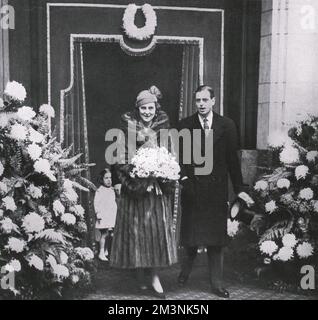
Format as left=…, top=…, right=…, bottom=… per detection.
left=177, top=85, right=247, bottom=298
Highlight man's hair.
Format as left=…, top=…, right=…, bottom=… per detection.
left=195, top=85, right=215, bottom=99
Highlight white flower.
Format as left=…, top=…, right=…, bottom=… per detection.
left=277, top=178, right=290, bottom=189
left=4, top=81, right=27, bottom=101
left=2, top=196, right=17, bottom=211
left=254, top=180, right=268, bottom=191
left=295, top=165, right=309, bottom=180
left=59, top=251, right=68, bottom=264
left=227, top=219, right=240, bottom=237
left=63, top=179, right=74, bottom=192
left=0, top=209, right=3, bottom=218
left=1, top=217, right=15, bottom=234
left=259, top=240, right=278, bottom=256
left=52, top=264, right=69, bottom=279
left=282, top=233, right=298, bottom=248
left=71, top=274, right=80, bottom=284
left=22, top=212, right=45, bottom=233
left=8, top=259, right=21, bottom=272
left=53, top=200, right=65, bottom=216
left=27, top=184, right=42, bottom=199
left=275, top=246, right=294, bottom=262
left=61, top=213, right=76, bottom=225
left=64, top=189, right=78, bottom=203
left=28, top=254, right=44, bottom=271
left=312, top=200, right=318, bottom=213
left=0, top=181, right=8, bottom=195
left=39, top=104, right=55, bottom=118
left=28, top=127, right=45, bottom=144
left=0, top=97, right=3, bottom=109
left=27, top=143, right=42, bottom=161
left=306, top=151, right=318, bottom=163
left=34, top=158, right=56, bottom=181
left=299, top=188, right=314, bottom=201
left=7, top=237, right=26, bottom=253
left=265, top=200, right=277, bottom=214
left=17, top=106, right=36, bottom=121
left=9, top=123, right=27, bottom=141
left=0, top=161, right=4, bottom=176
left=70, top=205, right=85, bottom=218
left=75, top=247, right=94, bottom=261
left=46, top=255, right=57, bottom=268
left=296, top=242, right=314, bottom=259
left=279, top=145, right=300, bottom=164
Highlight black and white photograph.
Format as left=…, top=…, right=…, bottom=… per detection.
left=0, top=0, right=318, bottom=303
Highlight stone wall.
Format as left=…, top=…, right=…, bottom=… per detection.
left=257, top=0, right=318, bottom=150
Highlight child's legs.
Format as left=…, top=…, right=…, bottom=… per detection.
left=105, top=228, right=114, bottom=256
left=99, top=229, right=107, bottom=255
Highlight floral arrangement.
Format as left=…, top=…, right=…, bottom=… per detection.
left=130, top=146, right=180, bottom=181
left=250, top=114, right=318, bottom=282
left=125, top=146, right=180, bottom=196
left=122, top=3, right=157, bottom=41
left=0, top=82, right=96, bottom=299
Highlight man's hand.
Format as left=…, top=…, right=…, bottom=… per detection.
left=114, top=184, right=122, bottom=196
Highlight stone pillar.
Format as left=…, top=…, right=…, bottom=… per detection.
left=0, top=0, right=10, bottom=94
left=257, top=0, right=318, bottom=149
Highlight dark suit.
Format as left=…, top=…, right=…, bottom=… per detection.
left=178, top=111, right=245, bottom=287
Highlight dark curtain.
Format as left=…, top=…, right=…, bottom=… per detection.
left=62, top=41, right=95, bottom=247
left=178, top=45, right=200, bottom=120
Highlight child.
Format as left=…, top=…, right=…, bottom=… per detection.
left=94, top=168, right=117, bottom=261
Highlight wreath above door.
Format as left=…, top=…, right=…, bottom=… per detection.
left=122, top=3, right=157, bottom=41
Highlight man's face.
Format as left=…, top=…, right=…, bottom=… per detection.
left=195, top=90, right=215, bottom=117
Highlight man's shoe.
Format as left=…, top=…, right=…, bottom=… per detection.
left=177, top=273, right=189, bottom=287
left=211, top=287, right=230, bottom=299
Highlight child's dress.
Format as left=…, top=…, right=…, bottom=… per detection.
left=94, top=186, right=117, bottom=229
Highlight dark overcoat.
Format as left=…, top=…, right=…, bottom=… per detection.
left=178, top=111, right=245, bottom=247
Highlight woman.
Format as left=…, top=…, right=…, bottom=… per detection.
left=110, top=86, right=178, bottom=298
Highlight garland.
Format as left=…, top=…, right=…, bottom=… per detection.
left=122, top=3, right=157, bottom=41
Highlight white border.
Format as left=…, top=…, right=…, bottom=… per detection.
left=47, top=3, right=225, bottom=117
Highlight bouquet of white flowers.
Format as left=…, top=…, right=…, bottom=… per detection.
left=130, top=146, right=180, bottom=181
left=116, top=146, right=180, bottom=197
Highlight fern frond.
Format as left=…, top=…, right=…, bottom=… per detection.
left=66, top=168, right=87, bottom=176
left=62, top=145, right=74, bottom=158
left=71, top=180, right=89, bottom=192
left=76, top=176, right=97, bottom=191
left=35, top=229, right=66, bottom=244
left=259, top=219, right=294, bottom=243
left=58, top=153, right=82, bottom=168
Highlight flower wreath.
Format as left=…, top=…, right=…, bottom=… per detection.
left=122, top=3, right=157, bottom=41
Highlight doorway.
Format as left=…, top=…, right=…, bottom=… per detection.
left=83, top=42, right=184, bottom=181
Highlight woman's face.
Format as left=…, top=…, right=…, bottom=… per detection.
left=138, top=102, right=156, bottom=124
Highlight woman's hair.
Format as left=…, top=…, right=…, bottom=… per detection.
left=134, top=85, right=162, bottom=119
left=97, top=168, right=111, bottom=186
